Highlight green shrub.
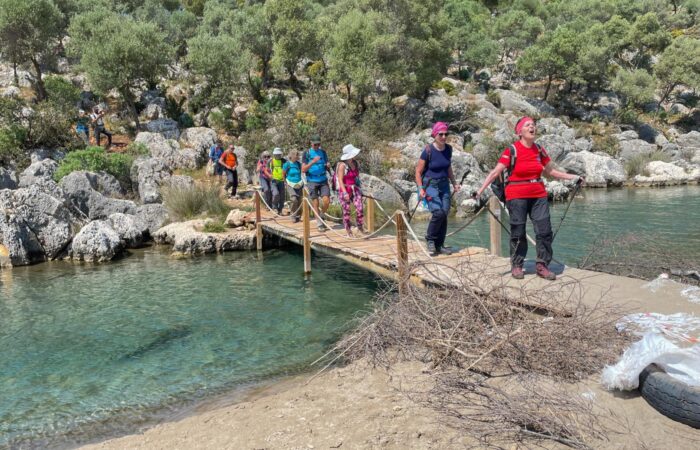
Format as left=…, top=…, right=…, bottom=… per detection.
left=432, top=79, right=457, bottom=96
left=625, top=154, right=649, bottom=177
left=648, top=150, right=671, bottom=163
left=162, top=184, right=230, bottom=221
left=164, top=95, right=186, bottom=121
left=29, top=101, right=81, bottom=150
left=125, top=142, right=149, bottom=157
left=593, top=135, right=621, bottom=157
left=44, top=76, right=81, bottom=108
left=202, top=221, right=227, bottom=233
left=178, top=112, right=195, bottom=128
left=359, top=99, right=408, bottom=141
left=486, top=90, right=501, bottom=108
left=54, top=147, right=134, bottom=187
left=0, top=126, right=28, bottom=167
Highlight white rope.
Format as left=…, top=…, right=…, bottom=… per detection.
left=397, top=211, right=457, bottom=283
left=446, top=206, right=486, bottom=237
left=301, top=197, right=397, bottom=241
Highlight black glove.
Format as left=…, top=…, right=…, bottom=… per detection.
left=571, top=175, right=584, bottom=186
left=471, top=192, right=484, bottom=209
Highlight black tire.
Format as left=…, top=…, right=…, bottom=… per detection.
left=638, top=363, right=700, bottom=429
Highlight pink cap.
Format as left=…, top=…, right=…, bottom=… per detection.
left=515, top=117, right=534, bottom=135
left=431, top=122, right=449, bottom=137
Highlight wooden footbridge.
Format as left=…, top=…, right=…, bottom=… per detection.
left=253, top=191, right=700, bottom=317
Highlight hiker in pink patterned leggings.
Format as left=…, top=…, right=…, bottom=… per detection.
left=337, top=144, right=365, bottom=238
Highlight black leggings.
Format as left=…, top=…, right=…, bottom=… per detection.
left=506, top=197, right=553, bottom=267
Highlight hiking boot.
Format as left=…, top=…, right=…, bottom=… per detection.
left=317, top=222, right=328, bottom=231
left=427, top=240, right=438, bottom=256
left=437, top=246, right=454, bottom=255
left=536, top=262, right=556, bottom=281
left=292, top=216, right=300, bottom=223
left=511, top=266, right=525, bottom=279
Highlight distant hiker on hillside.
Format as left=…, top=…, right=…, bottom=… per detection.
left=208, top=141, right=225, bottom=182
left=336, top=144, right=365, bottom=237
left=75, top=109, right=90, bottom=145
left=302, top=134, right=331, bottom=231
left=90, top=106, right=112, bottom=149
left=256, top=150, right=273, bottom=208
left=219, top=144, right=239, bottom=198
left=269, top=147, right=286, bottom=215
left=283, top=149, right=304, bottom=223
left=414, top=122, right=461, bottom=256
left=473, top=116, right=584, bottom=281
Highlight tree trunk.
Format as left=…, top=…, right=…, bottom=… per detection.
left=345, top=83, right=351, bottom=102
left=12, top=60, right=19, bottom=87
left=261, top=56, right=271, bottom=88
left=30, top=58, right=47, bottom=101
left=123, top=88, right=140, bottom=134
left=657, top=83, right=677, bottom=113
left=543, top=73, right=553, bottom=102
left=288, top=68, right=302, bottom=100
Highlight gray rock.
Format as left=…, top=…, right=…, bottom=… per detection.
left=425, top=89, right=470, bottom=122
left=388, top=168, right=409, bottom=182
left=178, top=127, right=217, bottom=156
left=70, top=220, right=123, bottom=262
left=537, top=118, right=569, bottom=136
left=19, top=159, right=58, bottom=187
left=392, top=95, right=426, bottom=127
left=1, top=86, right=20, bottom=98
left=495, top=89, right=538, bottom=115
left=107, top=213, right=146, bottom=248
left=91, top=171, right=126, bottom=197
left=493, top=128, right=513, bottom=145
left=234, top=146, right=250, bottom=185
left=560, top=151, right=626, bottom=187
left=544, top=180, right=570, bottom=201
left=358, top=174, right=404, bottom=206
left=59, top=171, right=136, bottom=220
left=153, top=219, right=256, bottom=255
left=667, top=127, right=681, bottom=141
left=225, top=209, right=248, bottom=227
left=142, top=103, right=162, bottom=120
left=0, top=186, right=79, bottom=266
left=130, top=157, right=172, bottom=204
left=392, top=179, right=416, bottom=202
left=451, top=150, right=483, bottom=183
left=654, top=133, right=669, bottom=146
left=29, top=148, right=65, bottom=163
left=0, top=167, right=18, bottom=189
left=669, top=103, right=690, bottom=115
left=574, top=138, right=593, bottom=153
left=536, top=134, right=575, bottom=162
left=145, top=118, right=180, bottom=140
left=618, top=139, right=658, bottom=161
left=134, top=132, right=197, bottom=170
left=168, top=175, right=195, bottom=190
left=677, top=131, right=700, bottom=149
left=475, top=107, right=509, bottom=130
left=135, top=203, right=170, bottom=236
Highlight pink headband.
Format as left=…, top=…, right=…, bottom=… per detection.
left=515, top=117, right=534, bottom=135
left=431, top=122, right=449, bottom=137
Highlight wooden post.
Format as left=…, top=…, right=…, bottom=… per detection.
left=255, top=190, right=263, bottom=251
left=302, top=190, right=311, bottom=274
left=365, top=197, right=376, bottom=233
left=488, top=196, right=502, bottom=256
left=395, top=211, right=408, bottom=296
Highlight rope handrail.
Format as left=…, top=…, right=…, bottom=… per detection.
left=300, top=196, right=397, bottom=241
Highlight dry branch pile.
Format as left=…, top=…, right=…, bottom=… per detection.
left=333, top=259, right=631, bottom=449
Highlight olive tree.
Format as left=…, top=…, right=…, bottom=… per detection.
left=654, top=36, right=700, bottom=109
left=68, top=11, right=173, bottom=131
left=612, top=69, right=656, bottom=108
left=0, top=0, right=64, bottom=100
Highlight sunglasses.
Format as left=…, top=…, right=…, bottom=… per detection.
left=437, top=133, right=448, bottom=137
left=263, top=155, right=270, bottom=158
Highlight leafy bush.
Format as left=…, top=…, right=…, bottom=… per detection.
left=592, top=135, right=621, bottom=157
left=28, top=101, right=81, bottom=150
left=125, top=142, right=149, bottom=157
left=44, top=76, right=81, bottom=108
left=432, top=80, right=457, bottom=96
left=162, top=184, right=230, bottom=221
left=625, top=155, right=649, bottom=177
left=359, top=99, right=408, bottom=141
left=202, top=221, right=227, bottom=233
left=54, top=147, right=133, bottom=188
left=0, top=126, right=28, bottom=167
left=486, top=90, right=501, bottom=108
left=164, top=95, right=186, bottom=122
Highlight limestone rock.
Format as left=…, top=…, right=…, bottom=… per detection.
left=153, top=219, right=256, bottom=255
left=536, top=134, right=575, bottom=162
left=618, top=139, right=657, bottom=161
left=0, top=186, right=79, bottom=266
left=135, top=203, right=170, bottom=236
left=107, top=213, right=146, bottom=248
left=677, top=131, right=700, bottom=149
left=134, top=132, right=198, bottom=170
left=388, top=168, right=409, bottom=182
left=168, top=175, right=195, bottom=190
left=70, top=220, right=123, bottom=262
left=30, top=148, right=66, bottom=164
left=130, top=157, right=172, bottom=204
left=225, top=209, right=247, bottom=227
left=560, top=151, right=626, bottom=187
left=633, top=161, right=700, bottom=186
left=178, top=127, right=217, bottom=156
left=145, top=118, right=180, bottom=140
left=358, top=174, right=404, bottom=206
left=392, top=180, right=416, bottom=203
left=0, top=167, right=18, bottom=190
left=19, top=159, right=58, bottom=188
left=613, top=130, right=639, bottom=142
left=544, top=180, right=570, bottom=201
left=494, top=89, right=555, bottom=115
left=234, top=146, right=250, bottom=185
left=59, top=171, right=136, bottom=220
left=142, top=103, right=162, bottom=120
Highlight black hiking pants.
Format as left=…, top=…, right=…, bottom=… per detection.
left=506, top=197, right=553, bottom=267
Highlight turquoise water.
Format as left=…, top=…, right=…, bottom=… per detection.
left=0, top=249, right=379, bottom=448
left=412, top=185, right=700, bottom=263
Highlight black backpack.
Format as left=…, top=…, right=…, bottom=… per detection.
left=490, top=143, right=543, bottom=203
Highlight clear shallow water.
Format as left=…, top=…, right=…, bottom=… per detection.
left=0, top=249, right=379, bottom=448
left=412, top=185, right=700, bottom=263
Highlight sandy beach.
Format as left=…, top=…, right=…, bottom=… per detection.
left=81, top=357, right=700, bottom=450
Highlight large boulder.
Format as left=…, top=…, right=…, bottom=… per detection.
left=153, top=219, right=256, bottom=255
left=618, top=139, right=658, bottom=161
left=59, top=171, right=137, bottom=220
left=18, top=159, right=58, bottom=188
left=130, top=157, right=172, bottom=204
left=0, top=186, right=79, bottom=267
left=0, top=167, right=18, bottom=190
left=135, top=203, right=170, bottom=236
left=107, top=213, right=147, bottom=248
left=676, top=131, right=700, bottom=149
left=234, top=146, right=250, bottom=184
left=178, top=127, right=217, bottom=156
left=536, top=134, right=576, bottom=162
left=134, top=132, right=199, bottom=170
left=425, top=88, right=471, bottom=123
left=494, top=89, right=555, bottom=115
left=30, top=148, right=66, bottom=164
left=560, top=151, right=626, bottom=187
left=633, top=161, right=700, bottom=186
left=167, top=175, right=195, bottom=190
left=70, top=220, right=123, bottom=262
left=392, top=179, right=416, bottom=203
left=145, top=118, right=180, bottom=140
left=358, top=174, right=404, bottom=206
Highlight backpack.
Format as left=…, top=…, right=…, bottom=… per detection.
left=331, top=160, right=361, bottom=192
left=419, top=144, right=452, bottom=181
left=490, top=143, right=543, bottom=203
left=302, top=148, right=329, bottom=179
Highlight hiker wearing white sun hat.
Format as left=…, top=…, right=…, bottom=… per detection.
left=336, top=144, right=364, bottom=237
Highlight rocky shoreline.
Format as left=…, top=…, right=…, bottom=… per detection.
left=2, top=85, right=699, bottom=268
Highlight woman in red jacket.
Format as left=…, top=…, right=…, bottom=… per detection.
left=473, top=117, right=583, bottom=280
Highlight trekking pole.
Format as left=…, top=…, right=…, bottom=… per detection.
left=552, top=181, right=582, bottom=241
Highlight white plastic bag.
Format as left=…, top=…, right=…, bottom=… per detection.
left=205, top=160, right=215, bottom=176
